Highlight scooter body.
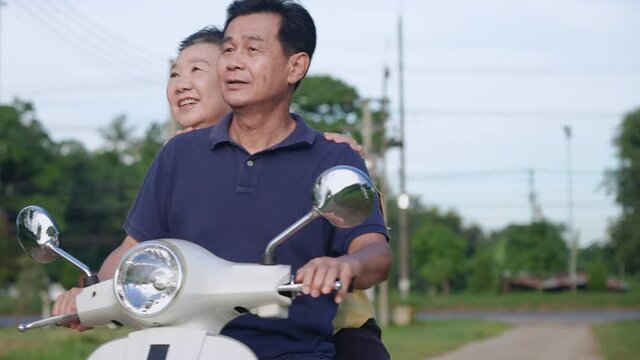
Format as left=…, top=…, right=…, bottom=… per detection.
left=15, top=166, right=375, bottom=359
left=89, top=327, right=256, bottom=360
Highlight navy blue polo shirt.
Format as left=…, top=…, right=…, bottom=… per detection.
left=124, top=113, right=387, bottom=359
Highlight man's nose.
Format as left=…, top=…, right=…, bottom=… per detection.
left=224, top=51, right=246, bottom=71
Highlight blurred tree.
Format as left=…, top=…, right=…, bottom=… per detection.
left=292, top=75, right=397, bottom=155
left=468, top=250, right=496, bottom=292
left=0, top=101, right=166, bottom=284
left=385, top=198, right=483, bottom=294
left=0, top=100, right=66, bottom=286
left=494, top=221, right=568, bottom=277
left=15, top=257, right=48, bottom=315
left=587, top=260, right=608, bottom=292
left=411, top=222, right=467, bottom=295
left=292, top=75, right=359, bottom=134
left=607, top=107, right=640, bottom=276
left=61, top=118, right=164, bottom=270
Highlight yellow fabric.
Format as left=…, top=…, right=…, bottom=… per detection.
left=332, top=289, right=374, bottom=330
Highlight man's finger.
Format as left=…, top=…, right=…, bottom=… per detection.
left=310, top=265, right=329, bottom=297
left=322, top=267, right=339, bottom=295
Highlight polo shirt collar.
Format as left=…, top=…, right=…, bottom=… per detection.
left=208, top=112, right=316, bottom=151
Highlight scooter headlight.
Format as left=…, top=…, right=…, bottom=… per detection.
left=114, top=241, right=183, bottom=317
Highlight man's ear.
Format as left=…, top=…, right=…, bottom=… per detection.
left=287, top=52, right=310, bottom=85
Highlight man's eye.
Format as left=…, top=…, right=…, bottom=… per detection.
left=248, top=47, right=257, bottom=52
left=170, top=72, right=179, bottom=78
left=192, top=66, right=203, bottom=72
left=223, top=47, right=233, bottom=53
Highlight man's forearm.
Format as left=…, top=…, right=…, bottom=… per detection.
left=97, top=236, right=138, bottom=281
left=344, top=236, right=392, bottom=289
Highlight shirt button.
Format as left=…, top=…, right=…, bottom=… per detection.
left=247, top=160, right=254, bottom=167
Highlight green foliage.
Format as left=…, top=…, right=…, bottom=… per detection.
left=608, top=107, right=640, bottom=275
left=0, top=101, right=62, bottom=286
left=292, top=75, right=359, bottom=134
left=593, top=321, right=640, bottom=360
left=0, top=101, right=166, bottom=283
left=392, top=287, right=640, bottom=311
left=292, top=75, right=393, bottom=155
left=384, top=199, right=483, bottom=294
left=587, top=261, right=608, bottom=292
left=411, top=222, right=467, bottom=294
left=494, top=221, right=568, bottom=277
left=468, top=250, right=496, bottom=292
left=15, top=257, right=48, bottom=316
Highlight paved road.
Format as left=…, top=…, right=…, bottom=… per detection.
left=416, top=310, right=640, bottom=360
left=416, top=309, right=640, bottom=324
left=426, top=322, right=602, bottom=360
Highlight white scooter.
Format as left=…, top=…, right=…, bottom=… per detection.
left=15, top=165, right=376, bottom=360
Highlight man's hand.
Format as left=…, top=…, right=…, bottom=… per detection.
left=295, top=255, right=361, bottom=304
left=49, top=236, right=138, bottom=332
left=51, top=287, right=91, bottom=331
left=324, top=132, right=365, bottom=159
left=295, top=233, right=391, bottom=304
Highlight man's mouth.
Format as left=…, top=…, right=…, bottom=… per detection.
left=179, top=98, right=198, bottom=107
left=226, top=79, right=248, bottom=86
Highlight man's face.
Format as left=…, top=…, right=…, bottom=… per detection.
left=218, top=13, right=293, bottom=110
left=167, top=42, right=229, bottom=129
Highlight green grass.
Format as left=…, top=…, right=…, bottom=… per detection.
left=0, top=321, right=509, bottom=360
left=592, top=320, right=640, bottom=360
left=0, top=327, right=129, bottom=360
left=391, top=287, right=640, bottom=312
left=383, top=320, right=511, bottom=360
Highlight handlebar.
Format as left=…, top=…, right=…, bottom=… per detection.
left=277, top=280, right=352, bottom=298
left=17, top=313, right=79, bottom=332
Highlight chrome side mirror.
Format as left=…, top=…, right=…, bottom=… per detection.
left=313, top=165, right=375, bottom=228
left=17, top=206, right=61, bottom=263
left=262, top=166, right=375, bottom=265
left=16, top=206, right=99, bottom=286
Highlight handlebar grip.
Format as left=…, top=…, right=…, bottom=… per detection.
left=17, top=313, right=79, bottom=332
left=277, top=280, right=353, bottom=298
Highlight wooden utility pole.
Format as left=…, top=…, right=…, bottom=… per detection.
left=377, top=66, right=391, bottom=327
left=397, top=15, right=410, bottom=301
left=0, top=1, right=7, bottom=103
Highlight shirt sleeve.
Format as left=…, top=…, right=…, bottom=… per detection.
left=123, top=146, right=173, bottom=242
left=329, top=147, right=389, bottom=256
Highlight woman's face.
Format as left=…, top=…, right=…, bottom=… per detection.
left=167, top=43, right=230, bottom=129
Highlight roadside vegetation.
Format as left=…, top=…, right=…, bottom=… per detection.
left=592, top=320, right=640, bottom=360
left=0, top=320, right=510, bottom=360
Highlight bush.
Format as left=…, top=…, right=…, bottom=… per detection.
left=588, top=261, right=608, bottom=291
left=468, top=252, right=495, bottom=292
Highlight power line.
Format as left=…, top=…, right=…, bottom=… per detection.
left=26, top=0, right=165, bottom=79
left=54, top=0, right=167, bottom=64
left=12, top=1, right=164, bottom=85
left=407, top=168, right=605, bottom=180
left=401, top=108, right=623, bottom=120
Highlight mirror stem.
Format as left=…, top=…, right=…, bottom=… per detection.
left=48, top=244, right=94, bottom=279
left=262, top=209, right=319, bottom=265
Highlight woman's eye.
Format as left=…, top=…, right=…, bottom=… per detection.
left=170, top=72, right=179, bottom=78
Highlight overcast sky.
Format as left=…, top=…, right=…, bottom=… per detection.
left=2, top=0, right=639, bottom=246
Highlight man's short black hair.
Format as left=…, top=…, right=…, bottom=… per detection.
left=223, top=0, right=316, bottom=59
left=178, top=26, right=224, bottom=52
